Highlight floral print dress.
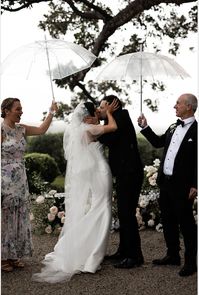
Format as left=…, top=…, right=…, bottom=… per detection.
left=1, top=123, right=33, bottom=259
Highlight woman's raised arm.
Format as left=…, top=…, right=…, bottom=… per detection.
left=21, top=101, right=58, bottom=136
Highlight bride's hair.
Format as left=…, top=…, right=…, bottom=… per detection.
left=84, top=102, right=96, bottom=117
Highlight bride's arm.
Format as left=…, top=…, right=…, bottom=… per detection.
left=103, top=110, right=117, bottom=133
left=86, top=99, right=118, bottom=136
left=102, top=99, right=118, bottom=134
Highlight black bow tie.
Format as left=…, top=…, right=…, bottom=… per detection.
left=176, top=119, right=184, bottom=127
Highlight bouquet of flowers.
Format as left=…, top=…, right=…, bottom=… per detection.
left=31, top=190, right=66, bottom=235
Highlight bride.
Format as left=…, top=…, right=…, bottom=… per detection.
left=33, top=99, right=118, bottom=283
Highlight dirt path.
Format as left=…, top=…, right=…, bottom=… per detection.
left=1, top=230, right=197, bottom=295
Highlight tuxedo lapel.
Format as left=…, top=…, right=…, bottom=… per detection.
left=175, top=120, right=197, bottom=155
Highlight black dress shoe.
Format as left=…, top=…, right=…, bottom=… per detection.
left=104, top=251, right=124, bottom=261
left=179, top=264, right=197, bottom=277
left=114, top=257, right=144, bottom=269
left=152, top=255, right=181, bottom=266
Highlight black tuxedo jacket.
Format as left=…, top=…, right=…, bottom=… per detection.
left=141, top=120, right=198, bottom=194
left=99, top=109, right=143, bottom=177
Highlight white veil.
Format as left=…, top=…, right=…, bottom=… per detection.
left=33, top=102, right=109, bottom=283
left=62, top=102, right=104, bottom=228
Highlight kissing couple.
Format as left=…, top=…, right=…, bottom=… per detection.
left=33, top=95, right=144, bottom=283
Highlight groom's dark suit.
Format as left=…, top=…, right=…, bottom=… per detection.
left=141, top=120, right=197, bottom=265
left=99, top=108, right=144, bottom=261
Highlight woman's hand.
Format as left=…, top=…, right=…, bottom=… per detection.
left=49, top=101, right=58, bottom=114
left=107, top=99, right=120, bottom=114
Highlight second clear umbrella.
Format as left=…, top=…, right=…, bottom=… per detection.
left=96, top=52, right=190, bottom=113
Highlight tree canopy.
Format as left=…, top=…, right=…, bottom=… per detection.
left=1, top=0, right=197, bottom=113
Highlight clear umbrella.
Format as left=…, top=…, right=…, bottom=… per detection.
left=1, top=38, right=96, bottom=101
left=96, top=50, right=190, bottom=113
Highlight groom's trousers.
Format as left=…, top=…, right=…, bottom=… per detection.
left=115, top=171, right=143, bottom=259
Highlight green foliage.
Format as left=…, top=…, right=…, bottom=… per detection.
left=27, top=171, right=49, bottom=195
left=31, top=197, right=55, bottom=235
left=27, top=133, right=66, bottom=174
left=137, top=134, right=163, bottom=166
left=25, top=152, right=60, bottom=193
left=50, top=175, right=65, bottom=192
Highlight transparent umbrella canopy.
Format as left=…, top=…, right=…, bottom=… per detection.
left=96, top=51, right=190, bottom=113
left=1, top=38, right=97, bottom=100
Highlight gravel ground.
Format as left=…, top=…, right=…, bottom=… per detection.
left=1, top=230, right=197, bottom=295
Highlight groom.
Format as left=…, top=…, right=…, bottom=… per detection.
left=97, top=95, right=144, bottom=268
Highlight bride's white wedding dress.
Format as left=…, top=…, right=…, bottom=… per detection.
left=33, top=103, right=112, bottom=283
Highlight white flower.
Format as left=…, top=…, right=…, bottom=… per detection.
left=148, top=219, right=155, bottom=227
left=48, top=213, right=56, bottom=221
left=148, top=176, right=157, bottom=186
left=144, top=166, right=157, bottom=177
left=169, top=123, right=177, bottom=134
left=35, top=195, right=45, bottom=204
left=194, top=215, right=197, bottom=224
left=57, top=211, right=65, bottom=219
left=49, top=206, right=58, bottom=215
left=61, top=216, right=66, bottom=224
left=139, top=200, right=149, bottom=208
left=48, top=190, right=57, bottom=196
left=156, top=223, right=163, bottom=232
left=45, top=225, right=52, bottom=234
left=55, top=193, right=66, bottom=198
left=153, top=158, right=160, bottom=167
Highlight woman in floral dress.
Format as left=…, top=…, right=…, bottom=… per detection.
left=1, top=97, right=57, bottom=272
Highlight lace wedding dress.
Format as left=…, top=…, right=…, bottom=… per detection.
left=33, top=103, right=112, bottom=283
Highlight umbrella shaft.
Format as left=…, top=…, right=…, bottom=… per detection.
left=44, top=35, right=55, bottom=101
left=140, top=74, right=143, bottom=114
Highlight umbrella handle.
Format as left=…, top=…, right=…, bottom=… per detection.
left=139, top=113, right=146, bottom=128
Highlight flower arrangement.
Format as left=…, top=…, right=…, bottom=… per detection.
left=111, top=159, right=162, bottom=232
left=136, top=158, right=162, bottom=232
left=30, top=158, right=197, bottom=235
left=31, top=190, right=65, bottom=234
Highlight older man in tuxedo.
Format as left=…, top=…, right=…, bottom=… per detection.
left=138, top=93, right=197, bottom=277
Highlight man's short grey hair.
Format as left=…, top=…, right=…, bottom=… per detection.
left=184, top=93, right=198, bottom=113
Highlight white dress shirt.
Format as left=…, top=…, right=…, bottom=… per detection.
left=163, top=116, right=195, bottom=176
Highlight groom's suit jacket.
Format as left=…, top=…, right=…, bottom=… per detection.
left=141, top=120, right=197, bottom=197
left=99, top=108, right=143, bottom=178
